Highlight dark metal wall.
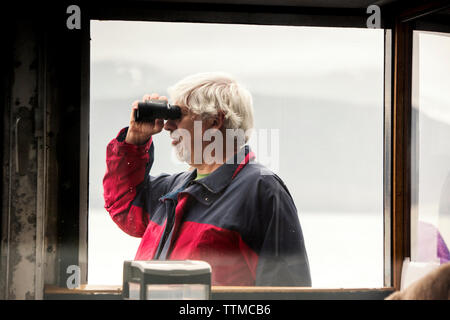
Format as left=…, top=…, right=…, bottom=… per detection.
left=0, top=2, right=88, bottom=299
left=1, top=18, right=42, bottom=300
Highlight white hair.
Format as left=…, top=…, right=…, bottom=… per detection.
left=168, top=72, right=254, bottom=143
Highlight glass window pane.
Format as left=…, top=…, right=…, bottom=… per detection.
left=89, top=21, right=384, bottom=287
left=411, top=31, right=450, bottom=265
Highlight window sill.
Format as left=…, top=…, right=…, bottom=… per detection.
left=44, top=284, right=395, bottom=300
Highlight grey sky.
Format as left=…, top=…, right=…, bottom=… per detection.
left=89, top=20, right=385, bottom=213
left=91, top=21, right=383, bottom=105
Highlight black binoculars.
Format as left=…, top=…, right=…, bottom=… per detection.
left=134, top=100, right=182, bottom=122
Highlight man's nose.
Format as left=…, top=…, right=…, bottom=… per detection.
left=164, top=119, right=176, bottom=132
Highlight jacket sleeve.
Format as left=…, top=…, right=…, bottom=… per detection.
left=103, top=127, right=170, bottom=237
left=255, top=174, right=312, bottom=287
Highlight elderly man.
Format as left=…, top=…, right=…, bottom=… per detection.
left=103, top=72, right=311, bottom=286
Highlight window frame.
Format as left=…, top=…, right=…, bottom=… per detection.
left=50, top=0, right=450, bottom=299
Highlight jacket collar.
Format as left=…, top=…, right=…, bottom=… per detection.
left=159, top=169, right=197, bottom=202
left=194, top=145, right=255, bottom=194
left=160, top=145, right=255, bottom=204
left=159, top=145, right=255, bottom=203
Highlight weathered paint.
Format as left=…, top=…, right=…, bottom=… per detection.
left=0, top=6, right=90, bottom=299
left=1, top=20, right=41, bottom=300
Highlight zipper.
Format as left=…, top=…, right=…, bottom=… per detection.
left=154, top=200, right=176, bottom=260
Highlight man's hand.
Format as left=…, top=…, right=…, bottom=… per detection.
left=125, top=93, right=167, bottom=145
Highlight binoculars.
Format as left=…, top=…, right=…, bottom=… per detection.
left=134, top=100, right=182, bottom=122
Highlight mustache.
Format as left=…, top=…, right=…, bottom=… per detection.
left=170, top=128, right=190, bottom=141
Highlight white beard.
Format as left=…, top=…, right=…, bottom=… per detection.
left=172, top=135, right=192, bottom=164
left=174, top=142, right=191, bottom=163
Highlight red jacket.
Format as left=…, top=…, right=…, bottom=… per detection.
left=103, top=128, right=311, bottom=286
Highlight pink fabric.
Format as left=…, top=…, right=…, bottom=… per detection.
left=417, top=221, right=450, bottom=264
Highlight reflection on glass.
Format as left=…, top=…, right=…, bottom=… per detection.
left=89, top=21, right=384, bottom=287
left=411, top=31, right=450, bottom=265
